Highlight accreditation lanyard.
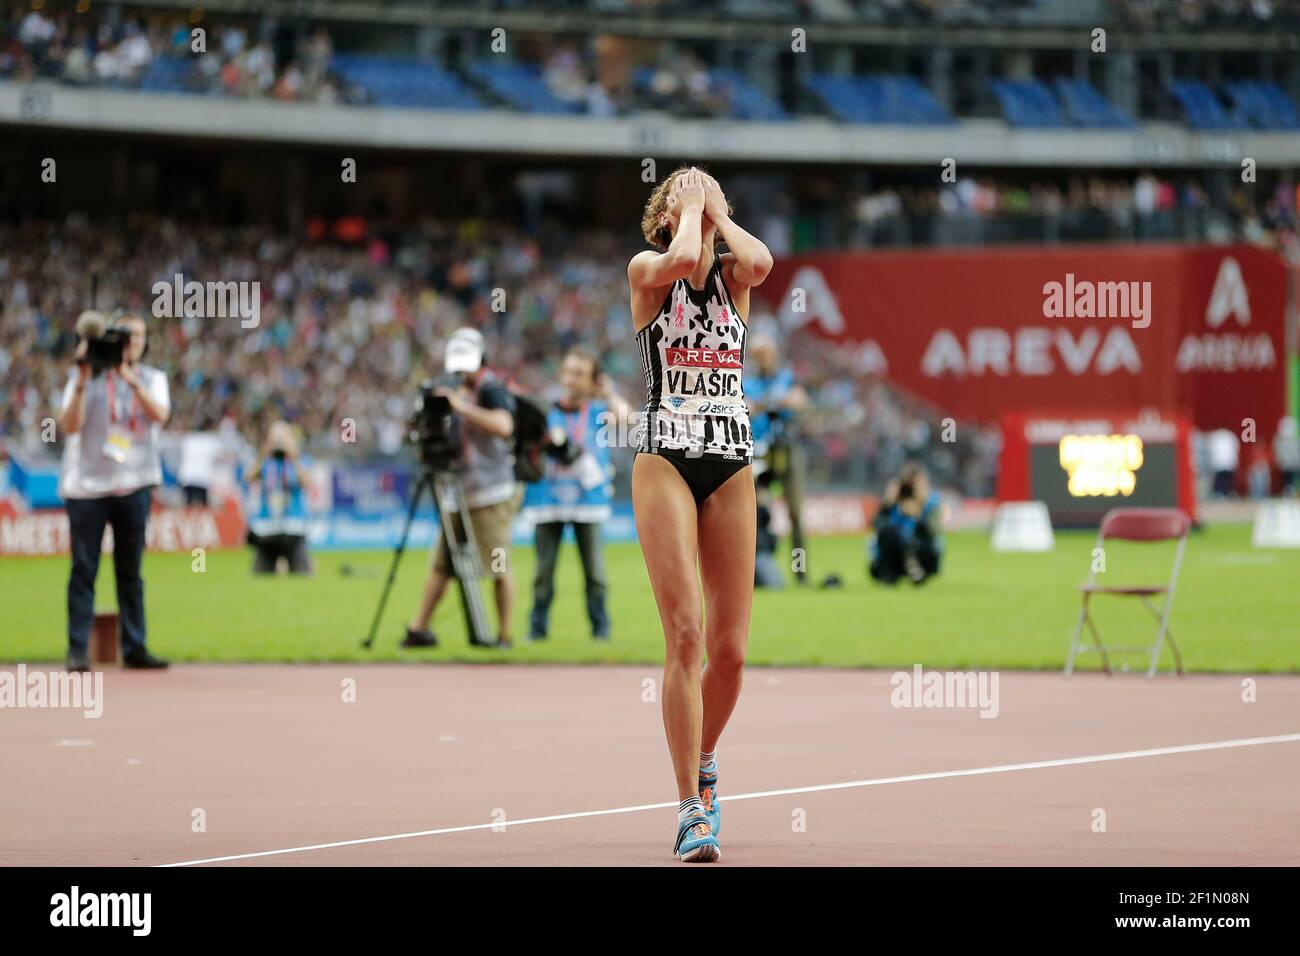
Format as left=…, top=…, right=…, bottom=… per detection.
left=100, top=370, right=141, bottom=464
left=563, top=402, right=590, bottom=451
left=105, top=371, right=140, bottom=432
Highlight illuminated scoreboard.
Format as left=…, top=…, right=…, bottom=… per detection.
left=997, top=410, right=1196, bottom=527
left=1057, top=434, right=1145, bottom=497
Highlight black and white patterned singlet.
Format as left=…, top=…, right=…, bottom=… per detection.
left=636, top=258, right=752, bottom=462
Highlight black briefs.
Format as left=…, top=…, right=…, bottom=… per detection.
left=641, top=449, right=751, bottom=506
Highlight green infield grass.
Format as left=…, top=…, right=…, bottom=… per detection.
left=1, top=525, right=1293, bottom=672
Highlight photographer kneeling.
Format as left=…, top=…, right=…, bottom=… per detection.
left=58, top=312, right=171, bottom=671
left=405, top=328, right=519, bottom=649
left=869, top=462, right=943, bottom=586
left=248, top=421, right=314, bottom=575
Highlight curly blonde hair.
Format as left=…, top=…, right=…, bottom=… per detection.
left=640, top=166, right=731, bottom=250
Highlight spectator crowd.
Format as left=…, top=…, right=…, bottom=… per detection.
left=1, top=204, right=1291, bottom=502
left=847, top=173, right=1300, bottom=257
left=0, top=213, right=998, bottom=498
left=4, top=6, right=353, bottom=104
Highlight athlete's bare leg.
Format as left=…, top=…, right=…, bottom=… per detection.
left=698, top=466, right=756, bottom=753
left=633, top=453, right=704, bottom=801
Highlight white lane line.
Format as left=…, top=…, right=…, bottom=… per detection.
left=159, top=731, right=1300, bottom=867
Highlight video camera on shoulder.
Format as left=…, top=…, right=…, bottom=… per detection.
left=74, top=310, right=129, bottom=376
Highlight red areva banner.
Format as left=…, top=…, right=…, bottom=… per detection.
left=757, top=243, right=1289, bottom=436
left=0, top=498, right=246, bottom=557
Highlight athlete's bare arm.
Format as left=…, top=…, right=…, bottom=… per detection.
left=701, top=173, right=772, bottom=291
left=696, top=173, right=770, bottom=324
left=629, top=169, right=707, bottom=329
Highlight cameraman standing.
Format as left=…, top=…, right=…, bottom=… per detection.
left=57, top=313, right=171, bottom=672
left=522, top=347, right=631, bottom=642
left=404, top=328, right=519, bottom=649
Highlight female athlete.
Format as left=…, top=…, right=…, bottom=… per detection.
left=628, top=167, right=773, bottom=862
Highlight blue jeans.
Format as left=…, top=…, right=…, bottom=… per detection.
left=530, top=521, right=609, bottom=638
left=65, top=487, right=152, bottom=657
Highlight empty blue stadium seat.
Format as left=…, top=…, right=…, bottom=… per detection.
left=1221, top=80, right=1299, bottom=130
left=712, top=69, right=788, bottom=121
left=1053, top=78, right=1134, bottom=128
left=807, top=73, right=952, bottom=125
left=466, top=61, right=582, bottom=114
left=990, top=78, right=1064, bottom=128
left=137, top=56, right=193, bottom=93
left=1169, top=79, right=1245, bottom=130
left=330, top=54, right=481, bottom=109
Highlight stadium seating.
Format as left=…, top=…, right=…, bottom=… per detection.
left=466, top=61, right=583, bottom=114
left=330, top=54, right=481, bottom=109
left=1221, top=80, right=1300, bottom=131
left=807, top=73, right=952, bottom=125
left=712, top=69, right=788, bottom=121
left=1053, top=78, right=1134, bottom=129
left=990, top=78, right=1064, bottom=128
left=629, top=66, right=788, bottom=120
left=1169, top=79, right=1246, bottom=130
left=137, top=56, right=194, bottom=94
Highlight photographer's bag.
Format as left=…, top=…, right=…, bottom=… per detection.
left=510, top=391, right=551, bottom=484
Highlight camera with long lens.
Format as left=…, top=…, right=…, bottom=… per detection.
left=74, top=310, right=129, bottom=376
left=408, top=380, right=463, bottom=472
left=543, top=426, right=584, bottom=467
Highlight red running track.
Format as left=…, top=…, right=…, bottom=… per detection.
left=1, top=664, right=1296, bottom=866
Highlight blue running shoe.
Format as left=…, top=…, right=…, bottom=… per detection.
left=674, top=812, right=720, bottom=863
left=699, top=763, right=721, bottom=836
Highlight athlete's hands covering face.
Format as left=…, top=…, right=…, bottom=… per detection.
left=700, top=172, right=729, bottom=225
left=673, top=168, right=706, bottom=215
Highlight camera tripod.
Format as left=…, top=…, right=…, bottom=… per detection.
left=361, top=466, right=495, bottom=650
